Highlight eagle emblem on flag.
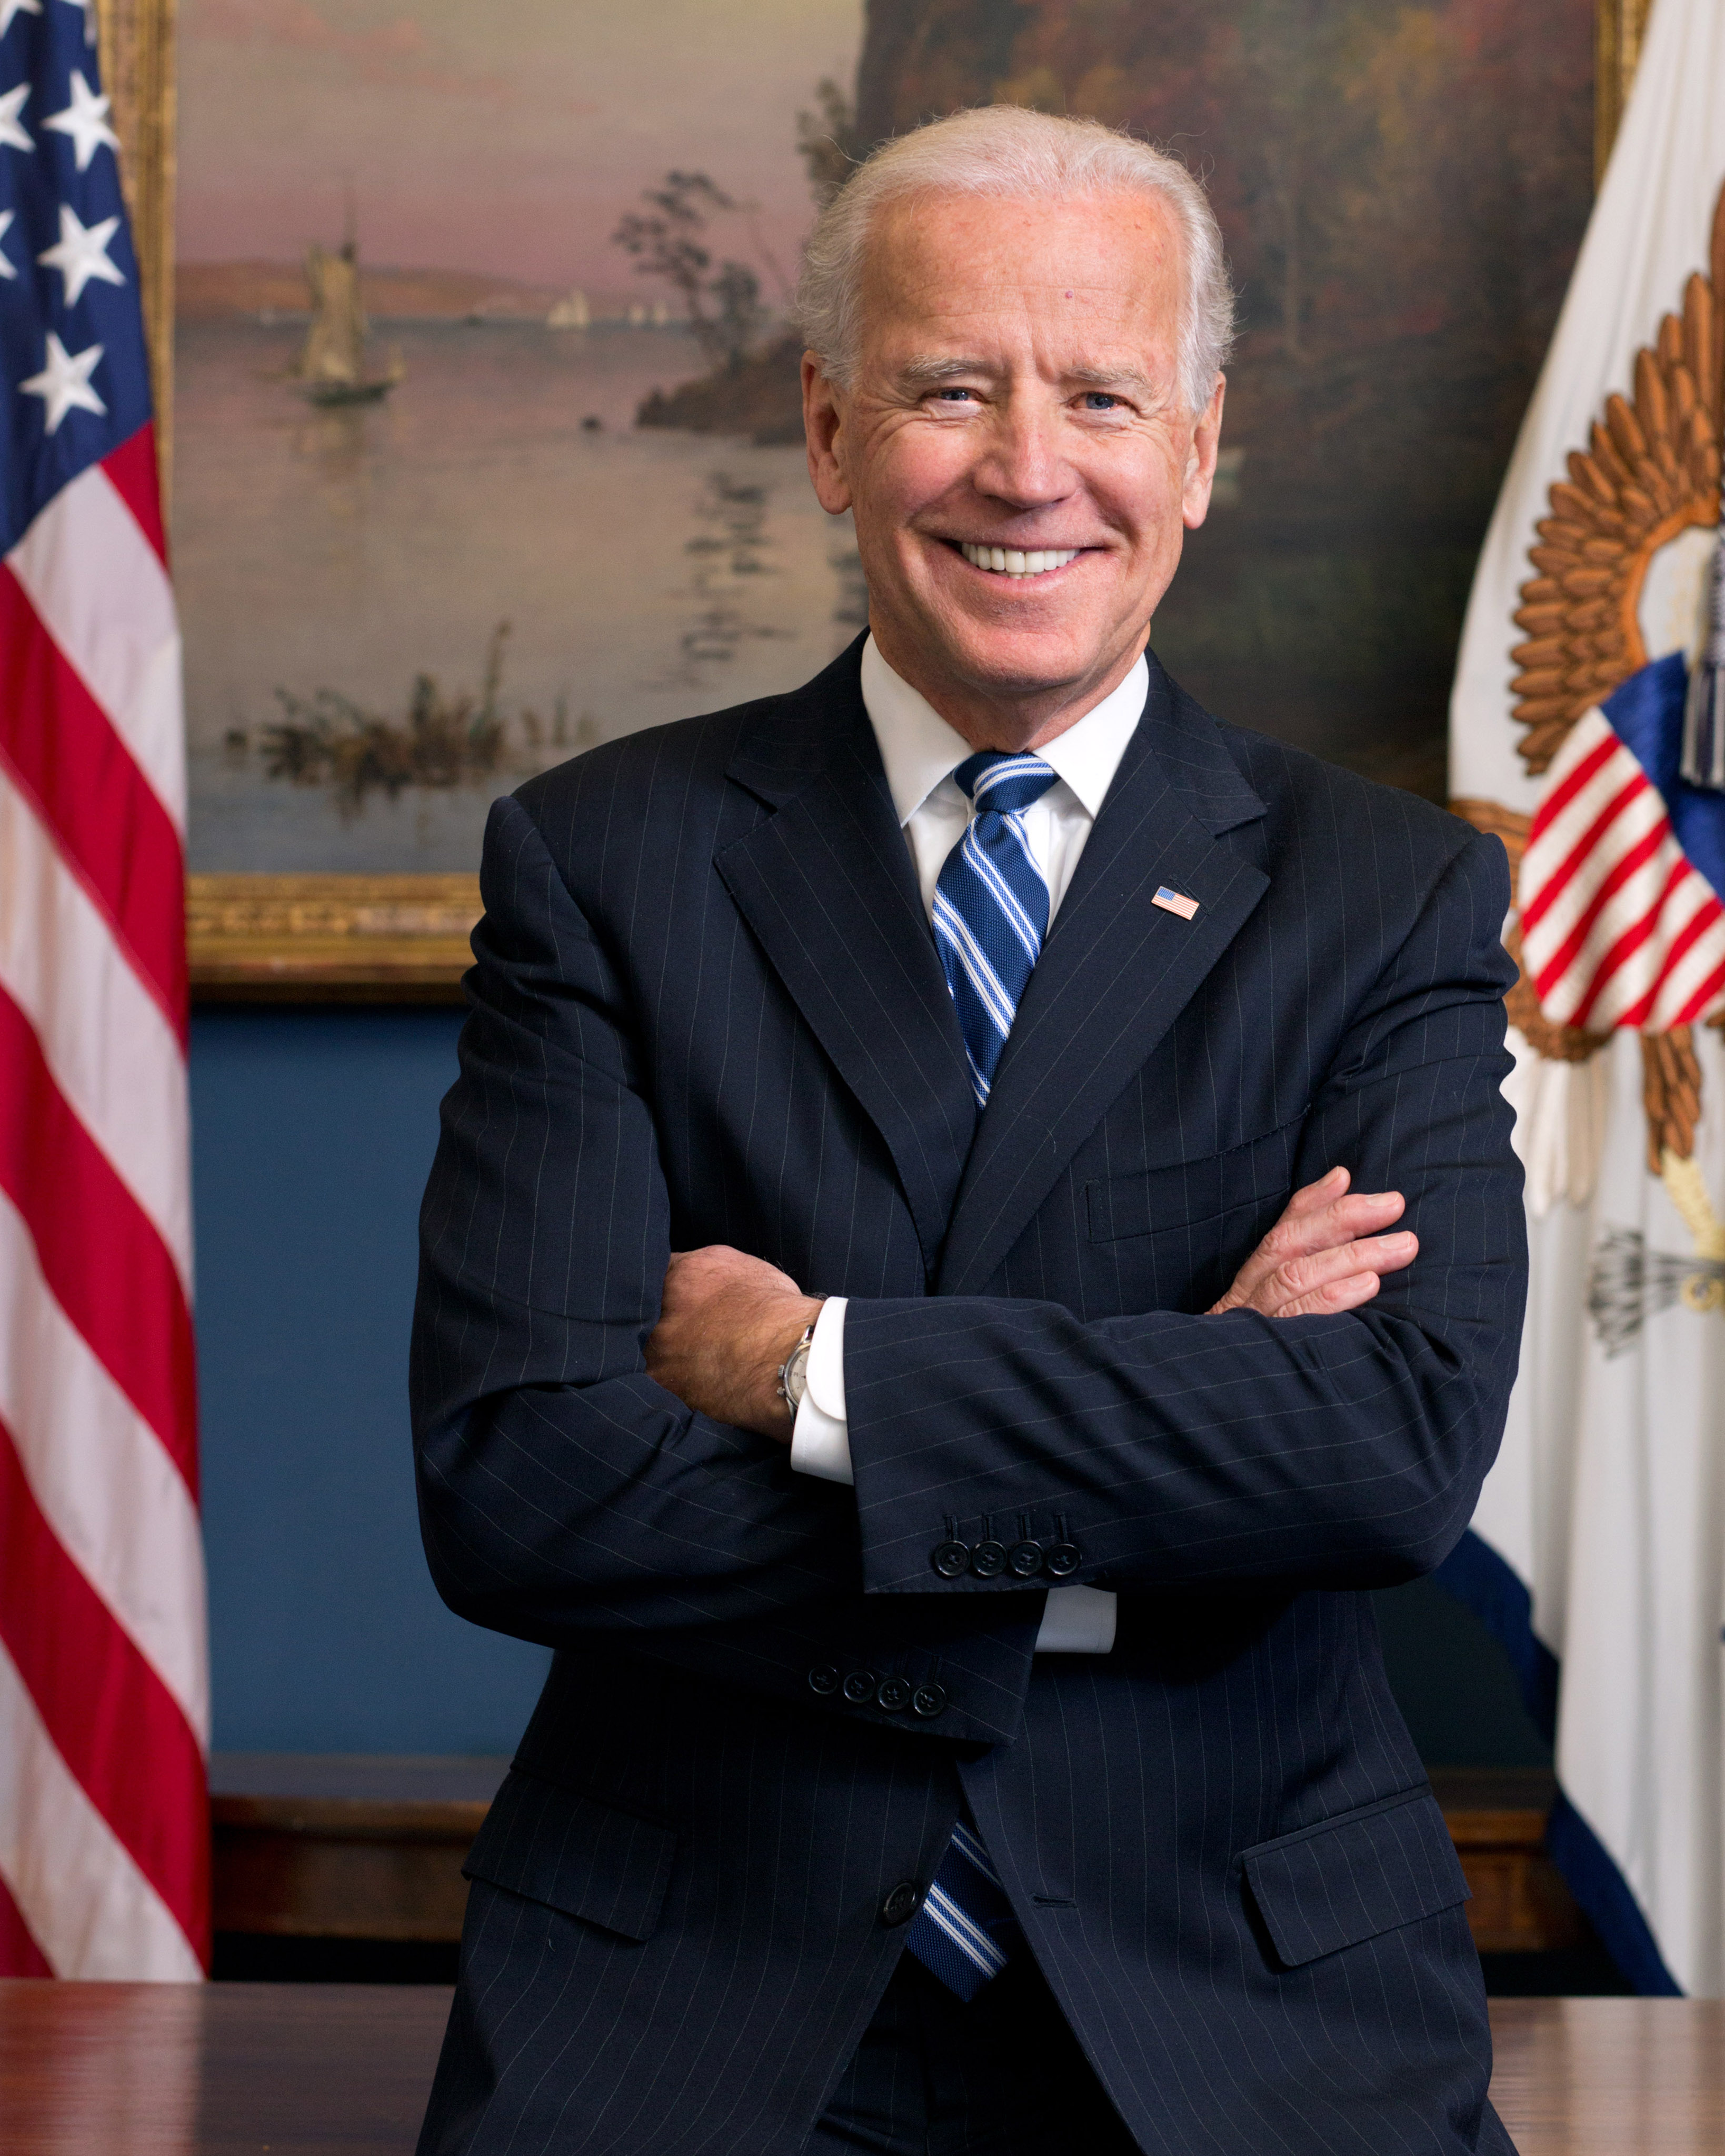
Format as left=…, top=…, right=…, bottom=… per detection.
left=1509, top=183, right=1725, bottom=1042
left=1452, top=182, right=1725, bottom=1326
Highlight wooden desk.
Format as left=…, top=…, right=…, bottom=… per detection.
left=1491, top=1999, right=1725, bottom=2153
left=3, top=1985, right=1719, bottom=2154
left=0, top=1981, right=449, bottom=2155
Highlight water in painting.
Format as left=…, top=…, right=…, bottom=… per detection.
left=176, top=317, right=864, bottom=870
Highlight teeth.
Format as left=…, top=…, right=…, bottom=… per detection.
left=961, top=543, right=1079, bottom=577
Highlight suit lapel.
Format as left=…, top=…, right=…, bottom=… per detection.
left=937, top=661, right=1271, bottom=1297
left=715, top=648, right=976, bottom=1273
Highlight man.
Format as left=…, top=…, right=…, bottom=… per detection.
left=412, top=106, right=1524, bottom=2156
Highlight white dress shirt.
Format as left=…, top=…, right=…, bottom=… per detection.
left=790, top=633, right=1150, bottom=1654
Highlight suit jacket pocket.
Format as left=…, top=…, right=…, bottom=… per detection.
left=1087, top=1119, right=1302, bottom=1243
left=1085, top=1119, right=1302, bottom=1311
left=1239, top=1788, right=1470, bottom=1969
left=463, top=1768, right=677, bottom=1943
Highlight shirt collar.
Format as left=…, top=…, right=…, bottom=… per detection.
left=859, top=633, right=1147, bottom=827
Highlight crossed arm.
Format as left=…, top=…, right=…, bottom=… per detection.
left=646, top=1165, right=1420, bottom=1442
left=413, top=799, right=1522, bottom=1643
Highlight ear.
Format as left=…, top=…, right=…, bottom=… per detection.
left=1180, top=375, right=1227, bottom=531
left=803, top=353, right=854, bottom=515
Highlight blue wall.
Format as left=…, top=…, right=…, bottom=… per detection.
left=192, top=1007, right=549, bottom=1753
left=191, top=1006, right=1547, bottom=1768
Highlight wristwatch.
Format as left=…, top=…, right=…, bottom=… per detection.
left=776, top=1313, right=821, bottom=1416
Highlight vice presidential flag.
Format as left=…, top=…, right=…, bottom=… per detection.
left=1448, top=0, right=1725, bottom=1997
left=0, top=0, right=206, bottom=1976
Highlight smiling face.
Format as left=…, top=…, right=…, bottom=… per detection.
left=803, top=187, right=1224, bottom=752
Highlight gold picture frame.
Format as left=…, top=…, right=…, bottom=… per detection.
left=1596, top=0, right=1654, bottom=185
left=103, top=0, right=1644, bottom=1002
left=185, top=877, right=479, bottom=1004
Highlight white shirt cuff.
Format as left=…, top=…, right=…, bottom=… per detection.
left=787, top=1295, right=1116, bottom=1654
left=1033, top=1583, right=1119, bottom=1653
left=789, top=1297, right=853, bottom=1484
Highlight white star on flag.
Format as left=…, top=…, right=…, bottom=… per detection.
left=56, top=0, right=93, bottom=41
left=0, top=208, right=15, bottom=279
left=19, top=328, right=105, bottom=432
left=0, top=0, right=44, bottom=35
left=42, top=68, right=115, bottom=170
left=0, top=81, right=31, bottom=151
left=36, top=201, right=123, bottom=304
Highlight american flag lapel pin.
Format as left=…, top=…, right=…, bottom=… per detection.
left=1153, top=886, right=1200, bottom=921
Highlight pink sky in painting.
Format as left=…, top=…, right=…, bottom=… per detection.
left=177, top=0, right=863, bottom=290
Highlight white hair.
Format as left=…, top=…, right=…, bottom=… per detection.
left=796, top=105, right=1234, bottom=415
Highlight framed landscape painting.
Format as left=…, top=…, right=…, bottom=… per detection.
left=102, top=0, right=1626, bottom=992
left=163, top=0, right=871, bottom=990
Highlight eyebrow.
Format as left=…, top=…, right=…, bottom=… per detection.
left=896, top=355, right=989, bottom=387
left=1066, top=363, right=1157, bottom=396
left=895, top=354, right=1159, bottom=397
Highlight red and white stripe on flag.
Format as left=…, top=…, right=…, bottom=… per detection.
left=1519, top=705, right=1725, bottom=1032
left=0, top=426, right=209, bottom=1980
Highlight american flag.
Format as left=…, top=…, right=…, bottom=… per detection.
left=1520, top=647, right=1725, bottom=1032
left=0, top=1, right=205, bottom=1977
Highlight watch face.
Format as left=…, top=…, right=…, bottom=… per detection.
left=784, top=1340, right=812, bottom=1408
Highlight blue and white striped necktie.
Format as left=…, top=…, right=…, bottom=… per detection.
left=931, top=751, right=1059, bottom=1109
left=905, top=749, right=1058, bottom=2002
left=904, top=1819, right=1019, bottom=2002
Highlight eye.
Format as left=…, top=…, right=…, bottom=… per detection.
left=1080, top=391, right=1124, bottom=411
left=932, top=386, right=978, bottom=403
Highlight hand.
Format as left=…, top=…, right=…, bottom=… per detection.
left=645, top=1245, right=823, bottom=1443
left=1207, top=1166, right=1415, bottom=1319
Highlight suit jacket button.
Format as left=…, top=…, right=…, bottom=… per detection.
left=808, top=1665, right=841, bottom=1696
left=1007, top=1540, right=1044, bottom=1578
left=876, top=1675, right=912, bottom=1712
left=970, top=1539, right=1008, bottom=1579
left=842, top=1671, right=877, bottom=1704
left=1044, top=1542, right=1082, bottom=1579
left=932, top=1540, right=970, bottom=1578
left=910, top=1683, right=948, bottom=1719
left=881, top=1882, right=921, bottom=1927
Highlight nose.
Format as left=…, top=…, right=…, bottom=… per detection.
left=969, top=392, right=1074, bottom=515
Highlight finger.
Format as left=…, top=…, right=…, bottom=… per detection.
left=1208, top=1230, right=1416, bottom=1316
left=1277, top=1173, right=1339, bottom=1224
left=1210, top=1232, right=1413, bottom=1317
left=1279, top=1191, right=1407, bottom=1263
left=1241, top=1187, right=1401, bottom=1265
left=1227, top=1190, right=1405, bottom=1299
left=1284, top=1229, right=1415, bottom=1291
left=1273, top=1269, right=1385, bottom=1319
left=1277, top=1166, right=1350, bottom=1221
left=1248, top=1231, right=1416, bottom=1315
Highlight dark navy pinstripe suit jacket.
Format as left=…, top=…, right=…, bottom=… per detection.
left=411, top=637, right=1526, bottom=2156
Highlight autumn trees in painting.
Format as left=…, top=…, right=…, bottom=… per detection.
left=837, top=0, right=1594, bottom=796
left=636, top=0, right=1592, bottom=799
left=855, top=0, right=1591, bottom=507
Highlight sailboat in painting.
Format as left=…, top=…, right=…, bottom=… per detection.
left=546, top=287, right=591, bottom=330
left=294, top=237, right=404, bottom=406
